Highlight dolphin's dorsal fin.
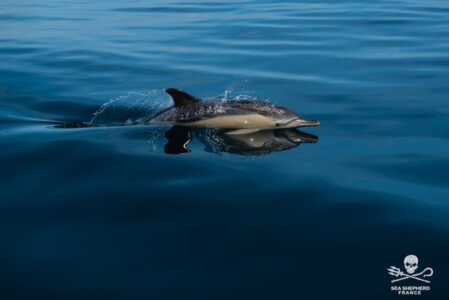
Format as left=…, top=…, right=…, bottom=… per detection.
left=166, top=88, right=198, bottom=107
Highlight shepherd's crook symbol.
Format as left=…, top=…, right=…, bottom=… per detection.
left=387, top=266, right=433, bottom=283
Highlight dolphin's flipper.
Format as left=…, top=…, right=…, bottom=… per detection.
left=166, top=88, right=199, bottom=107
left=164, top=125, right=191, bottom=154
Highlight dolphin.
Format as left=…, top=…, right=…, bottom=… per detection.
left=140, top=88, right=319, bottom=130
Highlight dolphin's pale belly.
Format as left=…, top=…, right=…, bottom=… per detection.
left=185, top=114, right=276, bottom=129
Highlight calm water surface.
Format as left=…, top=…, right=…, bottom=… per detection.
left=1, top=0, right=449, bottom=299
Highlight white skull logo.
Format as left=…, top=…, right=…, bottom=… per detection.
left=404, top=254, right=419, bottom=274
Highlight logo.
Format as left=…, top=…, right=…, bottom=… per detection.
left=387, top=254, right=433, bottom=296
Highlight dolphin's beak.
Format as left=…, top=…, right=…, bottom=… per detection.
left=285, top=118, right=319, bottom=128
left=276, top=118, right=320, bottom=128
left=297, top=119, right=320, bottom=127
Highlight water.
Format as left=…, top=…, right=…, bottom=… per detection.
left=1, top=0, right=449, bottom=298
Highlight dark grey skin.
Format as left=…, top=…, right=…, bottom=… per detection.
left=141, top=88, right=320, bottom=130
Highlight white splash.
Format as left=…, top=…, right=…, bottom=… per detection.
left=90, top=89, right=172, bottom=126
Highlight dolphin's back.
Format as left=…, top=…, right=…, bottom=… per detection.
left=147, top=101, right=246, bottom=124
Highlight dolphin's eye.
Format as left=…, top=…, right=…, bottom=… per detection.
left=275, top=123, right=281, bottom=127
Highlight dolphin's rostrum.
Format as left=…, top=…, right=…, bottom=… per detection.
left=141, top=88, right=320, bottom=130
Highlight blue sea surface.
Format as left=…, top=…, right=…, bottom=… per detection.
left=1, top=0, right=448, bottom=299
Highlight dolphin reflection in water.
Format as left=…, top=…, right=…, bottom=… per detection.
left=163, top=126, right=318, bottom=156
